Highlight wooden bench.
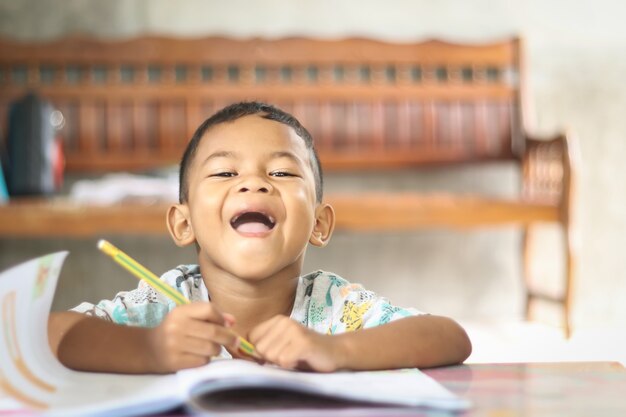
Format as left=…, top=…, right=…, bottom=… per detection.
left=0, top=36, right=577, bottom=335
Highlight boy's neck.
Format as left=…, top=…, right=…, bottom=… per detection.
left=199, top=264, right=300, bottom=337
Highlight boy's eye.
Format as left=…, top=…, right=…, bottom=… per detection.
left=270, top=171, right=296, bottom=177
left=211, top=172, right=237, bottom=178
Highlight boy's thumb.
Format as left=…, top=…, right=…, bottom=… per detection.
left=223, top=312, right=236, bottom=327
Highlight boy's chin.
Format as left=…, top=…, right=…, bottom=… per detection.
left=225, top=258, right=301, bottom=281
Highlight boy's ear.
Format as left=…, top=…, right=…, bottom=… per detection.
left=166, top=204, right=196, bottom=247
left=309, top=203, right=335, bottom=247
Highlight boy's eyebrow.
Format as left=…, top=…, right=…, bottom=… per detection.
left=269, top=151, right=304, bottom=164
left=200, top=150, right=305, bottom=166
left=200, top=151, right=236, bottom=166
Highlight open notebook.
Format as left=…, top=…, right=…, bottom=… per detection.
left=0, top=252, right=470, bottom=416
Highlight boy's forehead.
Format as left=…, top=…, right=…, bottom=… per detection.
left=196, top=115, right=309, bottom=159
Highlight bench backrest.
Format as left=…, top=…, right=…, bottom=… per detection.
left=0, top=36, right=524, bottom=173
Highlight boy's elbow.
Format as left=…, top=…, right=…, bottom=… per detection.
left=444, top=317, right=472, bottom=364
left=419, top=315, right=472, bottom=366
left=455, top=322, right=472, bottom=363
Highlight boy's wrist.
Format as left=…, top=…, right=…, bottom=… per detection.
left=144, top=326, right=172, bottom=374
left=106, top=324, right=162, bottom=374
left=331, top=332, right=356, bottom=370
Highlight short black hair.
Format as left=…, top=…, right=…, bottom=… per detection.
left=179, top=101, right=323, bottom=203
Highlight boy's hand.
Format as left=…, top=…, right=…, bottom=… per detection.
left=147, top=302, right=239, bottom=373
left=248, top=315, right=345, bottom=372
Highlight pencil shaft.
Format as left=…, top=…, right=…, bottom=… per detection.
left=99, top=239, right=187, bottom=305
left=115, top=255, right=188, bottom=305
left=238, top=339, right=256, bottom=355
left=98, top=239, right=259, bottom=359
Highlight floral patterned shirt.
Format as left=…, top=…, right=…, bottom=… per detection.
left=72, top=266, right=422, bottom=357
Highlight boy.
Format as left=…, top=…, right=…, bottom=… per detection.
left=48, top=102, right=471, bottom=374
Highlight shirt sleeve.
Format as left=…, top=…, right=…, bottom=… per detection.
left=70, top=279, right=176, bottom=328
left=315, top=272, right=424, bottom=334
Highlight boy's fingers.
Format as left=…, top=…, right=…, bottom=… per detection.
left=223, top=312, right=236, bottom=328
left=185, top=321, right=239, bottom=347
left=250, top=316, right=298, bottom=356
left=182, top=336, right=223, bottom=357
left=176, top=353, right=212, bottom=370
left=248, top=315, right=283, bottom=343
left=259, top=331, right=292, bottom=362
left=183, top=302, right=226, bottom=325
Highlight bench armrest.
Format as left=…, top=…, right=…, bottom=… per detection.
left=522, top=132, right=578, bottom=224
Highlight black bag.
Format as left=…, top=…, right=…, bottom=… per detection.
left=5, top=93, right=63, bottom=196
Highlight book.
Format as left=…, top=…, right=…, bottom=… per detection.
left=0, top=252, right=470, bottom=416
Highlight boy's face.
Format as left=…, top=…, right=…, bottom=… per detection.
left=172, top=115, right=331, bottom=280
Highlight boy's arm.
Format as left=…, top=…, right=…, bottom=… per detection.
left=333, top=315, right=472, bottom=370
left=48, top=305, right=239, bottom=374
left=48, top=311, right=158, bottom=373
left=249, top=314, right=471, bottom=371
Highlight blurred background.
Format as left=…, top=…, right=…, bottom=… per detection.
left=0, top=0, right=625, bottom=360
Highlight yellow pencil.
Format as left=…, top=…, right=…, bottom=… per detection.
left=97, top=239, right=259, bottom=359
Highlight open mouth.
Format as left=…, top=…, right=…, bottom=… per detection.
left=230, top=211, right=276, bottom=234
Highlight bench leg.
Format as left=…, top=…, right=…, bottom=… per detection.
left=562, top=219, right=576, bottom=339
left=522, top=222, right=574, bottom=339
left=521, top=226, right=534, bottom=322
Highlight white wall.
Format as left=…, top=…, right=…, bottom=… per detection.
left=1, top=0, right=625, bottom=329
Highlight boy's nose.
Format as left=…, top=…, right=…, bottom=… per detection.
left=237, top=176, right=272, bottom=194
